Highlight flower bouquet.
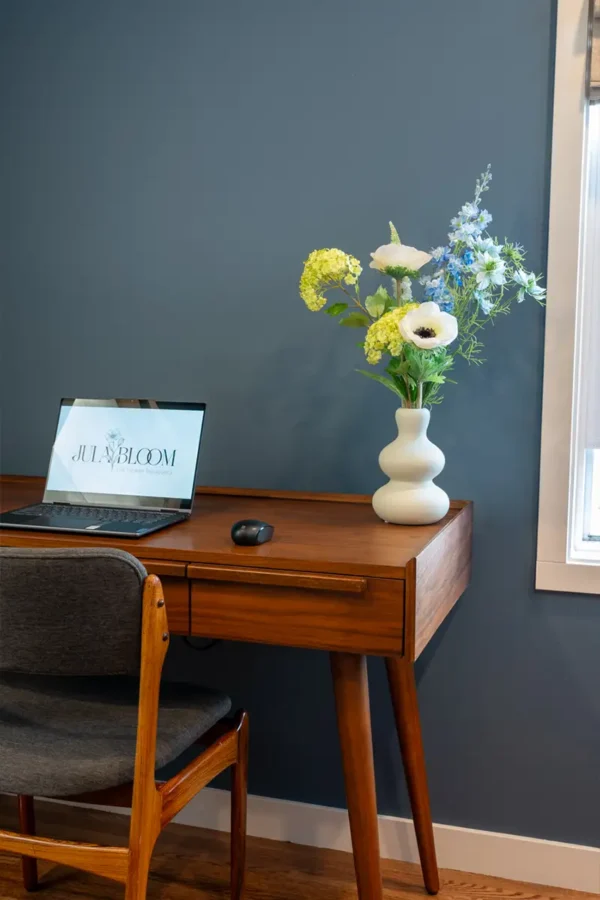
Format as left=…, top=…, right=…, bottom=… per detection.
left=299, top=167, right=544, bottom=524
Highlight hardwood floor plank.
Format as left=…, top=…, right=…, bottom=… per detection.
left=0, top=797, right=594, bottom=900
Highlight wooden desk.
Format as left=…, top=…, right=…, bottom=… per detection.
left=0, top=475, right=472, bottom=897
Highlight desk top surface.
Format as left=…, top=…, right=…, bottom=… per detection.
left=0, top=476, right=471, bottom=579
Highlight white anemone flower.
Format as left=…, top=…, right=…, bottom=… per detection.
left=399, top=301, right=458, bottom=350
left=369, top=242, right=432, bottom=274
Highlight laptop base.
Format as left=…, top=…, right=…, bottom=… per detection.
left=0, top=508, right=188, bottom=539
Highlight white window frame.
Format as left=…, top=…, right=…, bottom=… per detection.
left=536, top=0, right=600, bottom=594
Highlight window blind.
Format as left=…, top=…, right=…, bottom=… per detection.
left=591, top=0, right=600, bottom=103
left=581, top=105, right=600, bottom=449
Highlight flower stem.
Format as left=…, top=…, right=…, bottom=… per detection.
left=338, top=285, right=372, bottom=318
left=403, top=376, right=412, bottom=408
left=395, top=278, right=402, bottom=306
left=417, top=382, right=423, bottom=408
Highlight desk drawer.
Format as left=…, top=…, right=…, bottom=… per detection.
left=139, top=559, right=190, bottom=635
left=189, top=565, right=404, bottom=655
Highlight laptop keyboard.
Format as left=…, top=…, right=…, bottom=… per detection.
left=18, top=504, right=179, bottom=525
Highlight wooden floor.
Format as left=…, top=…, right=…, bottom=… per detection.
left=0, top=797, right=593, bottom=900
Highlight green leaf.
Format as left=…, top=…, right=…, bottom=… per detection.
left=365, top=286, right=392, bottom=319
left=401, top=345, right=454, bottom=383
left=386, top=358, right=410, bottom=377
left=390, top=373, right=410, bottom=400
left=356, top=370, right=404, bottom=399
left=325, top=302, right=348, bottom=317
left=389, top=221, right=401, bottom=244
left=340, top=312, right=370, bottom=328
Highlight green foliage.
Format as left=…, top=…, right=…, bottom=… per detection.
left=384, top=346, right=454, bottom=406
left=358, top=347, right=453, bottom=406
left=382, top=265, right=419, bottom=280
left=399, top=345, right=452, bottom=382
left=340, top=312, right=371, bottom=327
left=389, top=221, right=401, bottom=244
left=502, top=241, right=526, bottom=267
left=365, top=285, right=393, bottom=319
left=325, top=302, right=348, bottom=316
left=356, top=370, right=405, bottom=400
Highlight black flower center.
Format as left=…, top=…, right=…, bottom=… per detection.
left=414, top=327, right=436, bottom=338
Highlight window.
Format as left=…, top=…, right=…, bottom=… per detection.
left=574, top=103, right=600, bottom=558
left=536, top=0, right=600, bottom=594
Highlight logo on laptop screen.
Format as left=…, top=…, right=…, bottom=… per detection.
left=72, top=429, right=177, bottom=470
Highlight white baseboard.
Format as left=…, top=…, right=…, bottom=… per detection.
left=58, top=788, right=600, bottom=893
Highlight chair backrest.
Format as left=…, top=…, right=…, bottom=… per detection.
left=0, top=547, right=147, bottom=676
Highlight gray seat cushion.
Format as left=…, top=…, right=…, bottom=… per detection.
left=0, top=674, right=231, bottom=797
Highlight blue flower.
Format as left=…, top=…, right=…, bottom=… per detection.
left=462, top=249, right=475, bottom=267
left=431, top=245, right=450, bottom=265
left=447, top=255, right=463, bottom=278
left=460, top=201, right=479, bottom=219
left=474, top=237, right=503, bottom=258
left=446, top=255, right=464, bottom=287
left=448, top=221, right=480, bottom=246
left=512, top=268, right=546, bottom=303
left=473, top=209, right=492, bottom=230
left=421, top=274, right=453, bottom=310
left=472, top=252, right=506, bottom=290
left=474, top=290, right=494, bottom=314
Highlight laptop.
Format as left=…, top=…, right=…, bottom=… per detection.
left=0, top=398, right=206, bottom=538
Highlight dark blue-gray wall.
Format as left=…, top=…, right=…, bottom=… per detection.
left=3, top=0, right=599, bottom=849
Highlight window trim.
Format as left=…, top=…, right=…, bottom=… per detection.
left=536, top=0, right=600, bottom=594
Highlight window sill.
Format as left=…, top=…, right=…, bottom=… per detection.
left=536, top=560, right=600, bottom=594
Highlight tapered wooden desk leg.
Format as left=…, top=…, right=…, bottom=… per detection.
left=386, top=657, right=440, bottom=895
left=17, top=795, right=38, bottom=892
left=330, top=652, right=383, bottom=900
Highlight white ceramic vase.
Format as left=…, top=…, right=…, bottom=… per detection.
left=372, top=408, right=450, bottom=526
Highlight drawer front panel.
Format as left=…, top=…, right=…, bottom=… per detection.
left=190, top=567, right=404, bottom=655
left=139, top=560, right=190, bottom=635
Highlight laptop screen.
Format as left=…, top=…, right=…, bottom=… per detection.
left=43, top=399, right=206, bottom=511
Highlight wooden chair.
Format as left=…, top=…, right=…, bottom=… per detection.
left=0, top=547, right=248, bottom=899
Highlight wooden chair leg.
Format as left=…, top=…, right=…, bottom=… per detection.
left=231, top=712, right=249, bottom=900
left=17, top=795, right=38, bottom=892
left=125, top=860, right=152, bottom=900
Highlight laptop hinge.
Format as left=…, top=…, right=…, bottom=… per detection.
left=49, top=501, right=190, bottom=515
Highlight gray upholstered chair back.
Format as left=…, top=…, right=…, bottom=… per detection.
left=0, top=548, right=147, bottom=676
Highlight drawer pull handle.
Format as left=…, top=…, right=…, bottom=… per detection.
left=138, top=559, right=187, bottom=578
left=187, top=564, right=367, bottom=594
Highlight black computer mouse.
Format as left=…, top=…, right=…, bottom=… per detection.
left=231, top=519, right=274, bottom=546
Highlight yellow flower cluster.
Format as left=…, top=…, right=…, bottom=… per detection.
left=364, top=303, right=420, bottom=364
left=300, top=248, right=362, bottom=311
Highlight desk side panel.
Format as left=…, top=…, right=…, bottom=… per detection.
left=408, top=503, right=473, bottom=660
